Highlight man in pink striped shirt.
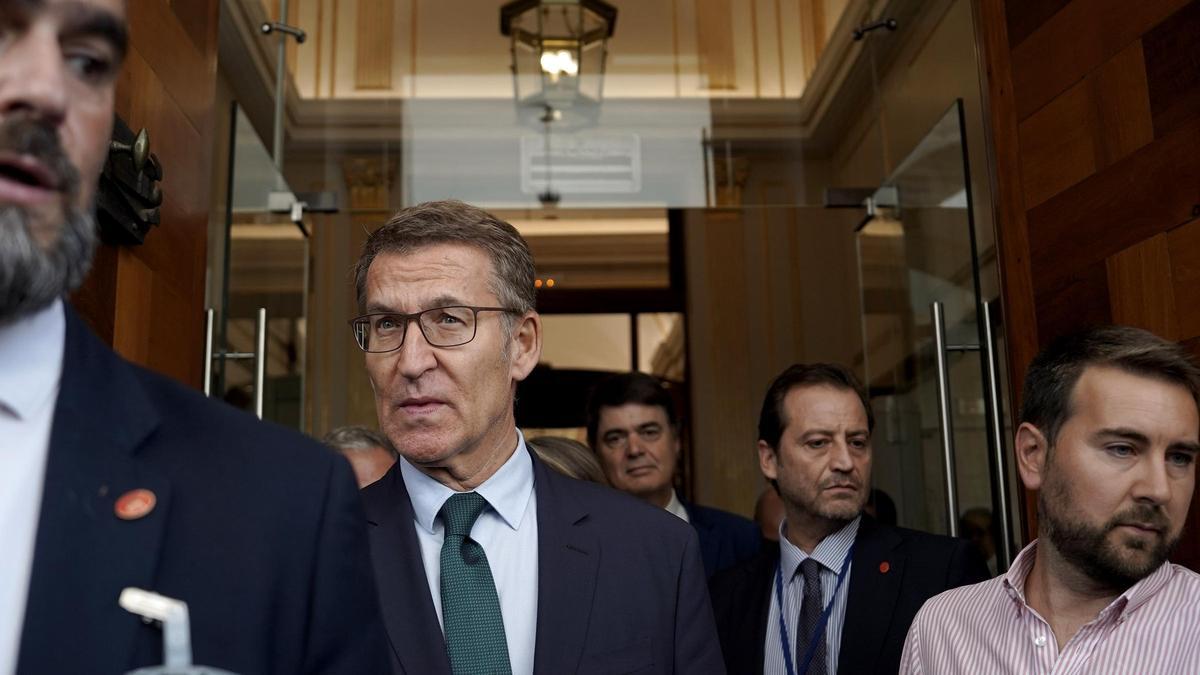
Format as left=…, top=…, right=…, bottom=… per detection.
left=901, top=326, right=1200, bottom=674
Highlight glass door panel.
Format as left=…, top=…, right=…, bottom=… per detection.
left=859, top=101, right=1014, bottom=574
left=208, top=105, right=309, bottom=430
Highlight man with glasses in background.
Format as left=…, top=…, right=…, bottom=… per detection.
left=587, top=372, right=761, bottom=577
left=0, top=0, right=387, bottom=672
left=353, top=200, right=723, bottom=674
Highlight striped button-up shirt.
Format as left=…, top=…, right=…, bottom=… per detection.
left=764, top=516, right=860, bottom=675
left=900, top=539, right=1200, bottom=674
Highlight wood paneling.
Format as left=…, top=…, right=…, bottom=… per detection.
left=980, top=0, right=1200, bottom=566
left=1004, top=0, right=1070, bottom=48
left=695, top=0, right=738, bottom=90
left=1144, top=0, right=1200, bottom=137
left=1033, top=260, right=1111, bottom=345
left=71, top=0, right=219, bottom=388
left=1027, top=115, right=1200, bottom=295
left=1106, top=234, right=1179, bottom=339
left=1166, top=218, right=1200, bottom=340
left=1016, top=35, right=1155, bottom=209
left=354, top=0, right=394, bottom=90
left=1009, top=0, right=1189, bottom=121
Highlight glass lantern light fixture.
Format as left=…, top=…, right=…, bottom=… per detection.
left=500, top=0, right=618, bottom=109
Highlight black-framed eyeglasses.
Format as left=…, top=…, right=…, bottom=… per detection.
left=348, top=306, right=520, bottom=353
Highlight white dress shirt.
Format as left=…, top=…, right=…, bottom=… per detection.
left=400, top=432, right=539, bottom=675
left=664, top=489, right=691, bottom=523
left=0, top=300, right=64, bottom=674
left=763, top=516, right=861, bottom=675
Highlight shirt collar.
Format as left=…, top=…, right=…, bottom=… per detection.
left=0, top=299, right=65, bottom=420
left=1002, top=538, right=1177, bottom=620
left=664, top=489, right=690, bottom=523
left=779, top=515, right=861, bottom=579
left=399, top=429, right=534, bottom=534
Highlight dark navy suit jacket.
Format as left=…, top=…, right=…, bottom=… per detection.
left=15, top=306, right=390, bottom=674
left=361, top=453, right=727, bottom=674
left=684, top=502, right=762, bottom=578
left=708, top=515, right=988, bottom=675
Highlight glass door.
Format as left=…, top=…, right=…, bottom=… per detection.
left=858, top=101, right=1016, bottom=575
left=205, top=104, right=310, bottom=430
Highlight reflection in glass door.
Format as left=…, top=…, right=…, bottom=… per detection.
left=858, top=101, right=1016, bottom=575
left=206, top=105, right=310, bottom=430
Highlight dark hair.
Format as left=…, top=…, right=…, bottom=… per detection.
left=527, top=436, right=609, bottom=484
left=353, top=201, right=536, bottom=320
left=585, top=372, right=678, bottom=449
left=321, top=425, right=398, bottom=458
left=757, top=363, right=874, bottom=449
left=1020, top=325, right=1200, bottom=444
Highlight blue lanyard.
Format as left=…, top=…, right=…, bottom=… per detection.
left=774, top=543, right=855, bottom=675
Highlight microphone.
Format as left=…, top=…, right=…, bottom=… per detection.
left=119, top=588, right=239, bottom=675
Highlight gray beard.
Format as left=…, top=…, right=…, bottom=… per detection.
left=0, top=206, right=97, bottom=325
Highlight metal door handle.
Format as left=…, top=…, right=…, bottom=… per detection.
left=204, top=307, right=267, bottom=420
left=981, top=301, right=1014, bottom=569
left=254, top=308, right=267, bottom=420
left=203, top=309, right=215, bottom=397
left=930, top=301, right=961, bottom=537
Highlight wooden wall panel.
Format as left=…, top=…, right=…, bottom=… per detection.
left=1009, top=0, right=1189, bottom=121
left=1166, top=219, right=1200, bottom=341
left=1004, top=0, right=1070, bottom=47
left=354, top=0, right=395, bottom=90
left=1106, top=234, right=1179, bottom=340
left=694, top=0, right=738, bottom=90
left=71, top=0, right=219, bottom=389
left=1027, top=115, right=1200, bottom=295
left=979, top=0, right=1200, bottom=567
left=1143, top=1, right=1200, bottom=137
left=1033, top=260, right=1111, bottom=345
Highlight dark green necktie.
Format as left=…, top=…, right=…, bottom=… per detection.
left=439, top=492, right=512, bottom=675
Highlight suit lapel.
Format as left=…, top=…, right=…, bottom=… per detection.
left=18, top=306, right=169, bottom=674
left=837, top=517, right=903, bottom=675
left=362, top=465, right=451, bottom=675
left=532, top=457, right=599, bottom=675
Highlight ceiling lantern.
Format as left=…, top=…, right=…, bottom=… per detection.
left=500, top=0, right=618, bottom=109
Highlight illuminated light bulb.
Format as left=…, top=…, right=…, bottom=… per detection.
left=535, top=279, right=544, bottom=288
left=546, top=278, right=556, bottom=288
left=539, top=49, right=578, bottom=77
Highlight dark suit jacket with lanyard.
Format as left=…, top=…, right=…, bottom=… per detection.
left=708, top=514, right=988, bottom=675
left=362, top=451, right=727, bottom=674
left=16, top=306, right=390, bottom=674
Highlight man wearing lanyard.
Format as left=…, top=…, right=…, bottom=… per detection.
left=710, top=363, right=988, bottom=674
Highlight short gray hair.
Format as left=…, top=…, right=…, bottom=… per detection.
left=353, top=200, right=536, bottom=317
left=322, top=426, right=397, bottom=457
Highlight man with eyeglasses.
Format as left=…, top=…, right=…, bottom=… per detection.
left=0, top=0, right=388, bottom=672
left=586, top=372, right=761, bottom=578
left=353, top=200, right=724, bottom=675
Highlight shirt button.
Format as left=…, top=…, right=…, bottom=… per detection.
left=1034, top=635, right=1047, bottom=647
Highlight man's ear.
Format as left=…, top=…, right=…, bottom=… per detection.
left=758, top=440, right=779, bottom=482
left=508, top=311, right=542, bottom=382
left=1015, top=422, right=1049, bottom=491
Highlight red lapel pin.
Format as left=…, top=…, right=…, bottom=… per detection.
left=879, top=561, right=890, bottom=574
left=115, top=489, right=157, bottom=521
